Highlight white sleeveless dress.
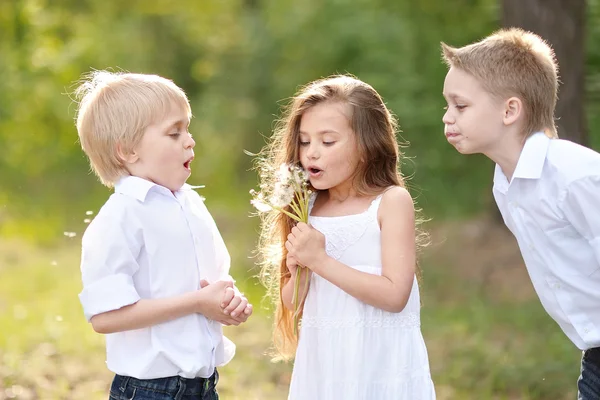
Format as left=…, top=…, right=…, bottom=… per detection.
left=288, top=194, right=436, bottom=400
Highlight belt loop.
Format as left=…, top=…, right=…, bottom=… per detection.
left=119, top=376, right=130, bottom=393
left=174, top=376, right=186, bottom=400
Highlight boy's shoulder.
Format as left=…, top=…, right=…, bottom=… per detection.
left=546, top=139, right=600, bottom=183
left=83, top=193, right=138, bottom=237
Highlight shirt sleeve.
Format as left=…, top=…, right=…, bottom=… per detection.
left=78, top=206, right=142, bottom=321
left=560, top=175, right=600, bottom=267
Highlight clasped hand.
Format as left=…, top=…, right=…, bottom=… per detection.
left=198, top=279, right=252, bottom=326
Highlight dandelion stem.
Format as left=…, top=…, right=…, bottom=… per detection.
left=292, top=267, right=302, bottom=336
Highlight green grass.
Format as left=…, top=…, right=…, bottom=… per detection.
left=0, top=219, right=581, bottom=399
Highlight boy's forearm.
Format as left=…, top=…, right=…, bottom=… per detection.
left=90, top=292, right=199, bottom=334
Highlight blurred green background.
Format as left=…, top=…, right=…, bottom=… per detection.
left=1, top=0, right=599, bottom=399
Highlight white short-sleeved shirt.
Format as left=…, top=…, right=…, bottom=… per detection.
left=78, top=176, right=235, bottom=379
left=493, top=132, right=600, bottom=350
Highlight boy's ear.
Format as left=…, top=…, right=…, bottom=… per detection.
left=116, top=143, right=139, bottom=164
left=503, top=97, right=523, bottom=126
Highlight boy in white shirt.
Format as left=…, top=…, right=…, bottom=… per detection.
left=75, top=70, right=252, bottom=400
left=441, top=28, right=600, bottom=399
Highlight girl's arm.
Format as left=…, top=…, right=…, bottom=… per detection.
left=281, top=267, right=311, bottom=311
left=288, top=187, right=416, bottom=313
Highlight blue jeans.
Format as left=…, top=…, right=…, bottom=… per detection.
left=109, top=370, right=219, bottom=400
left=578, top=347, right=600, bottom=400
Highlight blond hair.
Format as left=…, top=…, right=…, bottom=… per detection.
left=74, top=70, right=191, bottom=187
left=255, top=75, right=424, bottom=360
left=441, top=27, right=559, bottom=138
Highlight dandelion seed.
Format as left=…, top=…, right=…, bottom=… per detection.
left=50, top=260, right=58, bottom=266
left=251, top=198, right=272, bottom=212
left=85, top=210, right=94, bottom=215
left=83, top=218, right=91, bottom=224
left=63, top=232, right=76, bottom=238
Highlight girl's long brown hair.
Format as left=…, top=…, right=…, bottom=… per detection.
left=254, top=75, right=425, bottom=360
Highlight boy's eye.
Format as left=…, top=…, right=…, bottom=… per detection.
left=169, top=132, right=181, bottom=138
left=456, top=105, right=467, bottom=110
left=299, top=141, right=309, bottom=146
left=323, top=141, right=335, bottom=146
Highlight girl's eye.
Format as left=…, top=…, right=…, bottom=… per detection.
left=169, top=132, right=181, bottom=138
left=299, top=141, right=309, bottom=146
left=456, top=105, right=467, bottom=110
left=323, top=141, right=335, bottom=146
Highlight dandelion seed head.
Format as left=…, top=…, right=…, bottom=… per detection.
left=251, top=198, right=272, bottom=213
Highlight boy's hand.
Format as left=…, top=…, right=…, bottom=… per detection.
left=197, top=280, right=245, bottom=326
left=220, top=285, right=253, bottom=323
left=199, top=280, right=253, bottom=324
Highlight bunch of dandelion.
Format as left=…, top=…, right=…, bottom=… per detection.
left=250, top=164, right=311, bottom=335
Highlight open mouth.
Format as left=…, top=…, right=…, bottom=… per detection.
left=308, top=167, right=322, bottom=176
left=183, top=157, right=194, bottom=171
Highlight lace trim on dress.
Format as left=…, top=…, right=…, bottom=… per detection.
left=308, top=193, right=382, bottom=260
left=301, top=312, right=420, bottom=329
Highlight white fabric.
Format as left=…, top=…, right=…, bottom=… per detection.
left=79, top=176, right=235, bottom=379
left=288, top=194, right=436, bottom=400
left=493, top=132, right=600, bottom=350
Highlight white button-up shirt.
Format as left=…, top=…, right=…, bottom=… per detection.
left=78, top=176, right=235, bottom=379
left=493, top=132, right=600, bottom=350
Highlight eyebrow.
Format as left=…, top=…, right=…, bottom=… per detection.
left=166, top=119, right=190, bottom=130
left=298, top=129, right=339, bottom=135
left=442, top=92, right=465, bottom=101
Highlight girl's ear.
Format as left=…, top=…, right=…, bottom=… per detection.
left=503, top=97, right=523, bottom=126
left=116, top=143, right=139, bottom=164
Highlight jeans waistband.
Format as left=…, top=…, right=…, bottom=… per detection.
left=112, top=370, right=218, bottom=398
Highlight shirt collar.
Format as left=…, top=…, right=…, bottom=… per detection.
left=493, top=132, right=550, bottom=191
left=115, top=176, right=161, bottom=202
left=115, top=176, right=203, bottom=202
left=512, top=131, right=550, bottom=180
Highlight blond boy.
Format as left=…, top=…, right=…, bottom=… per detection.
left=441, top=28, right=600, bottom=399
left=75, top=71, right=251, bottom=400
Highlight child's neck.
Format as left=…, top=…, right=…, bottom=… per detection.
left=327, top=185, right=358, bottom=203
left=486, top=132, right=526, bottom=183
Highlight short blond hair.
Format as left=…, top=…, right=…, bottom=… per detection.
left=441, top=27, right=559, bottom=138
left=74, top=71, right=191, bottom=187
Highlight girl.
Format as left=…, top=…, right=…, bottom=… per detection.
left=255, top=75, right=436, bottom=399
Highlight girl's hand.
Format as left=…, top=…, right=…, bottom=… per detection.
left=285, top=222, right=326, bottom=271
left=286, top=252, right=299, bottom=276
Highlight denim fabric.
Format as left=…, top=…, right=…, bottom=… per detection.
left=109, top=370, right=219, bottom=400
left=578, top=348, right=600, bottom=400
